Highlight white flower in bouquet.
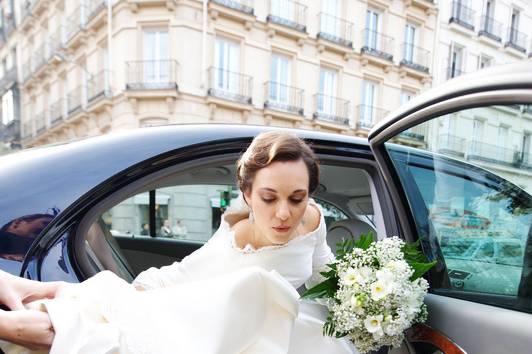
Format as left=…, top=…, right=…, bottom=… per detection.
left=302, top=234, right=436, bottom=354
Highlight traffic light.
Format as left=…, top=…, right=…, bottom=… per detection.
left=220, top=191, right=231, bottom=208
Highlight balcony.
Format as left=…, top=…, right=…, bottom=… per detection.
left=478, top=16, right=502, bottom=42
left=449, top=1, right=475, bottom=31
left=88, top=0, right=106, bottom=22
left=264, top=82, right=304, bottom=116
left=48, top=26, right=66, bottom=55
left=317, top=13, right=353, bottom=49
left=313, top=94, right=350, bottom=127
left=399, top=125, right=428, bottom=142
left=400, top=43, right=430, bottom=74
left=0, top=67, right=18, bottom=91
left=49, top=99, right=65, bottom=126
left=437, top=134, right=466, bottom=157
left=356, top=105, right=388, bottom=130
left=361, top=29, right=394, bottom=62
left=266, top=0, right=307, bottom=33
left=65, top=5, right=87, bottom=46
left=31, top=44, right=46, bottom=74
left=88, top=70, right=112, bottom=103
left=20, top=0, right=36, bottom=22
left=505, top=27, right=527, bottom=54
left=67, top=85, right=85, bottom=116
left=467, top=140, right=518, bottom=167
left=447, top=65, right=464, bottom=80
left=207, top=67, right=252, bottom=105
left=210, top=0, right=253, bottom=15
left=126, top=60, right=178, bottom=90
left=35, top=110, right=47, bottom=135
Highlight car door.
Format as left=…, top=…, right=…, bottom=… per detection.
left=368, top=66, right=532, bottom=354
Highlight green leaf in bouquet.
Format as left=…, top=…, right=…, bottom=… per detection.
left=336, top=232, right=376, bottom=260
left=301, top=277, right=338, bottom=300
left=401, top=239, right=437, bottom=280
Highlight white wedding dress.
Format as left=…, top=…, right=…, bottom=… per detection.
left=1, top=199, right=357, bottom=354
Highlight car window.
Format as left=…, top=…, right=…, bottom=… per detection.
left=81, top=160, right=380, bottom=277
left=101, top=184, right=238, bottom=243
left=385, top=104, right=532, bottom=313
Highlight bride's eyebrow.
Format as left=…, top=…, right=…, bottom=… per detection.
left=259, top=188, right=307, bottom=194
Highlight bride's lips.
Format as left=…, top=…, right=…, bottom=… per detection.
left=273, top=226, right=291, bottom=233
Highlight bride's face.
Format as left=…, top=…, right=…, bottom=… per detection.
left=244, top=158, right=309, bottom=246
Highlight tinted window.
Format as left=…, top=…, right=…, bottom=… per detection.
left=385, top=104, right=532, bottom=312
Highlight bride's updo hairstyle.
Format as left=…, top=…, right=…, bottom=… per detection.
left=236, top=131, right=320, bottom=196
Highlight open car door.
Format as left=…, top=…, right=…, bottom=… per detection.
left=368, top=62, right=532, bottom=354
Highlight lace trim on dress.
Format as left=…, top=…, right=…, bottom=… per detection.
left=224, top=198, right=324, bottom=254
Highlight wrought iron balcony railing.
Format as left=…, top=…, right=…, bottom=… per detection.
left=126, top=60, right=178, bottom=90
left=356, top=104, right=388, bottom=130
left=400, top=43, right=430, bottom=73
left=437, top=133, right=466, bottom=157
left=505, top=27, right=527, bottom=53
left=313, top=94, right=350, bottom=126
left=87, top=70, right=112, bottom=102
left=35, top=110, right=46, bottom=134
left=317, top=13, right=353, bottom=48
left=449, top=1, right=475, bottom=30
left=399, top=125, right=428, bottom=142
left=208, top=67, right=252, bottom=104
left=65, top=5, right=87, bottom=43
left=32, top=43, right=46, bottom=72
left=210, top=0, right=254, bottom=15
left=88, top=0, right=106, bottom=21
left=467, top=140, right=517, bottom=166
left=49, top=99, right=65, bottom=125
left=0, top=67, right=17, bottom=91
left=478, top=15, right=502, bottom=42
left=67, top=85, right=85, bottom=115
left=21, top=121, right=33, bottom=139
left=264, top=81, right=304, bottom=116
left=361, top=29, right=394, bottom=61
left=447, top=65, right=464, bottom=80
left=49, top=26, right=66, bottom=54
left=266, top=0, right=307, bottom=32
left=20, top=0, right=36, bottom=22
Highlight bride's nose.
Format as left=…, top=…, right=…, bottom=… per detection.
left=275, top=201, right=290, bottom=221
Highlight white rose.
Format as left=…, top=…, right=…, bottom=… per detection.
left=364, top=315, right=383, bottom=334
left=370, top=281, right=390, bottom=301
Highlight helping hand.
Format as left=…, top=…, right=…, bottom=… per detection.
left=0, top=309, right=54, bottom=350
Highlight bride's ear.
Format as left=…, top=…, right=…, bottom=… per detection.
left=243, top=189, right=252, bottom=206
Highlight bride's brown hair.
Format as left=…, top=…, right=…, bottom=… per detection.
left=236, top=131, right=320, bottom=195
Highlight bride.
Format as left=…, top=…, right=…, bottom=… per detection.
left=0, top=131, right=357, bottom=354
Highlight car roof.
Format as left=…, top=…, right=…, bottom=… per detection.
left=0, top=124, right=368, bottom=226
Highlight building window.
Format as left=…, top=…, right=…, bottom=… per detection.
left=320, top=0, right=339, bottom=35
left=361, top=80, right=377, bottom=125
left=269, top=53, right=291, bottom=104
left=142, top=28, right=169, bottom=83
left=404, top=23, right=417, bottom=63
left=1, top=90, right=14, bottom=125
left=478, top=54, right=492, bottom=69
left=318, top=67, right=337, bottom=114
left=400, top=90, right=414, bottom=105
left=365, top=8, right=381, bottom=49
left=214, top=37, right=240, bottom=92
left=449, top=43, right=464, bottom=78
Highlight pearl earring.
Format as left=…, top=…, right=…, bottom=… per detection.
left=249, top=210, right=254, bottom=223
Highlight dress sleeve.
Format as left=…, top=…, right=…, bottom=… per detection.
left=305, top=202, right=335, bottom=289
left=132, top=231, right=222, bottom=290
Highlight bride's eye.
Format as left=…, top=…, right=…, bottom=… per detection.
left=262, top=198, right=275, bottom=203
left=290, top=198, right=304, bottom=204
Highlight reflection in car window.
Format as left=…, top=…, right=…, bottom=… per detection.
left=385, top=104, right=532, bottom=312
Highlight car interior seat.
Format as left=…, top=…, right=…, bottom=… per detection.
left=327, top=218, right=377, bottom=254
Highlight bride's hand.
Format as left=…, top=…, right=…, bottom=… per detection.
left=0, top=309, right=54, bottom=350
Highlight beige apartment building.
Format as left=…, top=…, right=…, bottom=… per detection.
left=8, top=0, right=437, bottom=148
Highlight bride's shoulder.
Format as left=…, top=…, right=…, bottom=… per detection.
left=302, top=200, right=321, bottom=234
left=230, top=217, right=251, bottom=248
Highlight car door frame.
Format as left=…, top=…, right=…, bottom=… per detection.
left=368, top=87, right=532, bottom=354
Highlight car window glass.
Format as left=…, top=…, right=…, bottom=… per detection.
left=84, top=162, right=378, bottom=277
left=384, top=104, right=532, bottom=313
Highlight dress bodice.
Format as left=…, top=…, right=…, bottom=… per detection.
left=133, top=198, right=334, bottom=290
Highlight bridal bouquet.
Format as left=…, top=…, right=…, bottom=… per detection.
left=302, top=234, right=436, bottom=353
